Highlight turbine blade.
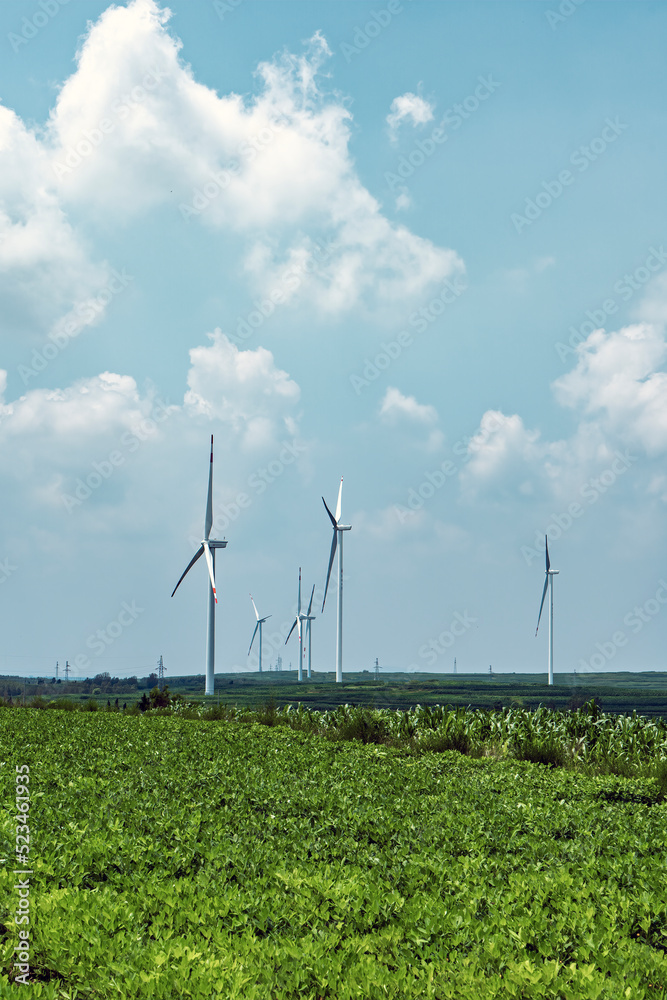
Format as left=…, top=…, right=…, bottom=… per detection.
left=285, top=618, right=298, bottom=644
left=248, top=621, right=259, bottom=656
left=203, top=540, right=217, bottom=604
left=250, top=594, right=260, bottom=621
left=260, top=615, right=272, bottom=623
left=171, top=545, right=204, bottom=597
left=535, top=575, right=549, bottom=636
left=322, top=496, right=337, bottom=529
left=335, top=477, right=343, bottom=522
left=298, top=567, right=302, bottom=614
left=204, top=435, right=214, bottom=540
left=545, top=535, right=550, bottom=574
left=307, top=583, right=315, bottom=616
left=322, top=530, right=337, bottom=612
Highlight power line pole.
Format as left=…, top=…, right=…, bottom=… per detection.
left=374, top=657, right=380, bottom=681
left=453, top=657, right=457, bottom=676
left=55, top=661, right=59, bottom=682
left=64, top=661, right=70, bottom=681
left=157, top=655, right=166, bottom=690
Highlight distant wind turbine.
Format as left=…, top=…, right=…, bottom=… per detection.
left=322, top=477, right=351, bottom=684
left=171, top=435, right=227, bottom=696
left=248, top=595, right=271, bottom=674
left=535, top=534, right=559, bottom=686
left=304, top=584, right=316, bottom=679
left=285, top=568, right=310, bottom=682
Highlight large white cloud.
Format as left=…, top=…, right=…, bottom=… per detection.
left=43, top=1, right=462, bottom=315
left=458, top=410, right=563, bottom=502
left=459, top=315, right=667, bottom=509
left=553, top=323, right=667, bottom=456
left=0, top=333, right=303, bottom=527
left=0, top=368, right=168, bottom=550
left=0, top=106, right=111, bottom=346
left=184, top=330, right=300, bottom=450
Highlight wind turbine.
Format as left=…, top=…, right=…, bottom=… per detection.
left=285, top=568, right=308, bottom=682
left=171, top=435, right=227, bottom=696
left=248, top=595, right=271, bottom=674
left=535, top=534, right=559, bottom=686
left=304, top=584, right=316, bottom=679
left=322, top=477, right=351, bottom=684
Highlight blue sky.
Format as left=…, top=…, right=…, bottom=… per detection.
left=1, top=0, right=666, bottom=682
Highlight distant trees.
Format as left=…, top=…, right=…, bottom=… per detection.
left=138, top=686, right=172, bottom=712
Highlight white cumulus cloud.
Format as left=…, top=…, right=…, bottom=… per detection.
left=553, top=323, right=667, bottom=456
left=386, top=92, right=434, bottom=137
left=461, top=319, right=667, bottom=505
left=184, top=330, right=300, bottom=450
left=0, top=333, right=303, bottom=524
left=41, top=1, right=460, bottom=316
left=0, top=106, right=111, bottom=346
left=380, top=386, right=437, bottom=425
left=379, top=386, right=443, bottom=451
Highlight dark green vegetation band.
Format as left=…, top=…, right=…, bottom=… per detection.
left=0, top=711, right=665, bottom=998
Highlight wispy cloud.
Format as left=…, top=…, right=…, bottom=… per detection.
left=386, top=91, right=434, bottom=139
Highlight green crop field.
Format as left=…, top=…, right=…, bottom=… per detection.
left=1, top=706, right=666, bottom=998
left=6, top=670, right=667, bottom=719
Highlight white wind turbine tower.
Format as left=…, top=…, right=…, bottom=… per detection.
left=248, top=595, right=271, bottom=674
left=535, top=535, right=559, bottom=686
left=304, top=584, right=316, bottom=679
left=322, top=477, right=351, bottom=684
left=285, top=568, right=310, bottom=682
left=171, top=435, right=227, bottom=696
